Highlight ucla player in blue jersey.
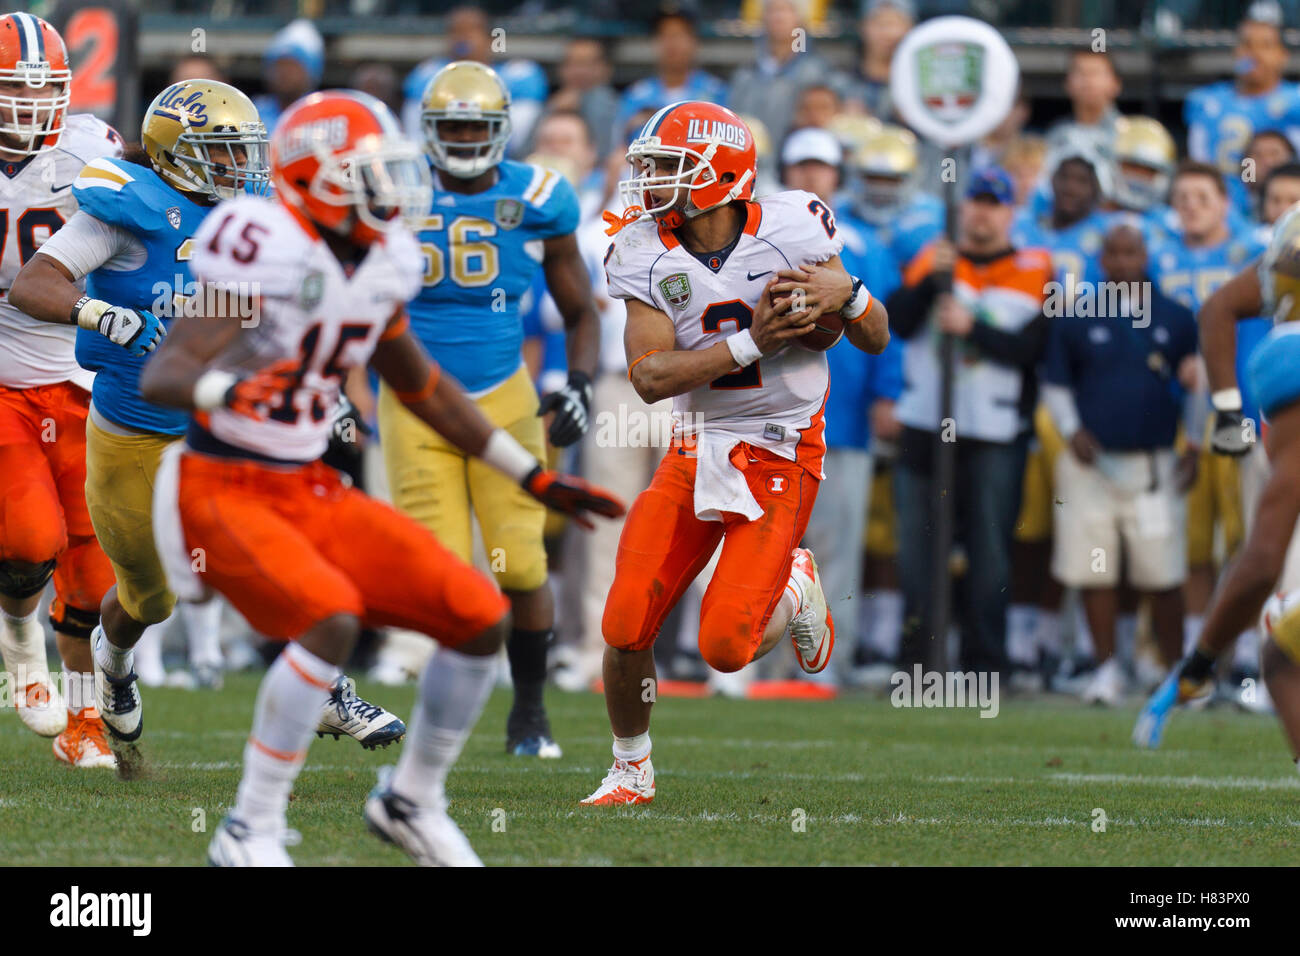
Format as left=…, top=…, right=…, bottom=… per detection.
left=1186, top=3, right=1300, bottom=214
left=1107, top=116, right=1179, bottom=254
left=1134, top=204, right=1300, bottom=758
left=846, top=123, right=943, bottom=271
left=10, top=79, right=404, bottom=772
left=379, top=62, right=600, bottom=758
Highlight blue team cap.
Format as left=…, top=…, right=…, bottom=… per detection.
left=965, top=166, right=1015, bottom=205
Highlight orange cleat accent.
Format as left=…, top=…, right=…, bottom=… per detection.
left=580, top=755, right=656, bottom=805
left=53, top=708, right=117, bottom=769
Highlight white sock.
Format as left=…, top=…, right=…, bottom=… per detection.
left=233, top=643, right=339, bottom=832
left=182, top=598, right=224, bottom=669
left=613, top=732, right=651, bottom=762
left=1116, top=613, right=1138, bottom=665
left=1072, top=603, right=1095, bottom=659
left=1234, top=628, right=1260, bottom=672
left=134, top=623, right=166, bottom=685
left=1007, top=604, right=1039, bottom=667
left=1184, top=615, right=1204, bottom=655
left=94, top=627, right=134, bottom=679
left=1, top=608, right=48, bottom=676
left=1035, top=610, right=1061, bottom=656
left=391, top=648, right=497, bottom=808
left=65, top=672, right=94, bottom=713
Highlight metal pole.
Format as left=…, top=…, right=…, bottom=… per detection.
left=930, top=145, right=964, bottom=675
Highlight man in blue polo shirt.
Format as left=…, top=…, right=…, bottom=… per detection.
left=1043, top=222, right=1200, bottom=706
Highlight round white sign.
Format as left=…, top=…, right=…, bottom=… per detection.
left=889, top=16, right=1020, bottom=148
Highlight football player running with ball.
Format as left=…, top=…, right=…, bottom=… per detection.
left=583, top=102, right=889, bottom=806
left=139, top=91, right=624, bottom=865
left=384, top=61, right=602, bottom=758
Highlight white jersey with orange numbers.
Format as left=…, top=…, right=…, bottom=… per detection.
left=187, top=195, right=423, bottom=462
left=604, top=189, right=845, bottom=476
left=0, top=113, right=122, bottom=390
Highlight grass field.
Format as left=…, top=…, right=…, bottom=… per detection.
left=3, top=674, right=1298, bottom=866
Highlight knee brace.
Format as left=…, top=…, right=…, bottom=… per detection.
left=0, top=558, right=56, bottom=599
left=49, top=599, right=99, bottom=640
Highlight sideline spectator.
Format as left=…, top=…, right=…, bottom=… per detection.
left=253, top=19, right=323, bottom=133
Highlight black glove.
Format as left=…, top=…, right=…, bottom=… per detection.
left=1210, top=408, right=1253, bottom=457
left=537, top=370, right=593, bottom=448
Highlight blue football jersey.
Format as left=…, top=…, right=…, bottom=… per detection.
left=855, top=192, right=944, bottom=272
left=1185, top=80, right=1300, bottom=212
left=408, top=160, right=580, bottom=394
left=1012, top=209, right=1111, bottom=286
left=1250, top=323, right=1300, bottom=421
left=72, top=157, right=214, bottom=434
left=1151, top=231, right=1269, bottom=424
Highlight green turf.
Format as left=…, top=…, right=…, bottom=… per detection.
left=3, top=674, right=1298, bottom=865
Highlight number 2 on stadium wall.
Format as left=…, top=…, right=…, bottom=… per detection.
left=418, top=214, right=500, bottom=288
left=0, top=208, right=67, bottom=267
left=701, top=300, right=761, bottom=389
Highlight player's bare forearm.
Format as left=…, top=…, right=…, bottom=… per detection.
left=370, top=325, right=497, bottom=458
left=1199, top=403, right=1300, bottom=654
left=9, top=253, right=84, bottom=325
left=629, top=341, right=746, bottom=404
left=1199, top=265, right=1263, bottom=394
left=845, top=296, right=889, bottom=355
left=139, top=308, right=244, bottom=410
left=543, top=233, right=600, bottom=378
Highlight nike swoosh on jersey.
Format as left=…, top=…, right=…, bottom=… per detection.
left=50, top=183, right=72, bottom=193
left=747, top=270, right=771, bottom=280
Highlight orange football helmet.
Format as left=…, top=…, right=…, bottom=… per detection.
left=270, top=89, right=431, bottom=245
left=619, top=100, right=756, bottom=229
left=0, top=12, right=70, bottom=156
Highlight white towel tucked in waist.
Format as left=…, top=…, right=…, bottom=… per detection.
left=693, top=429, right=763, bottom=523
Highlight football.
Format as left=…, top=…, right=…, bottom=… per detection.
left=1261, top=589, right=1300, bottom=638
left=794, top=311, right=845, bottom=352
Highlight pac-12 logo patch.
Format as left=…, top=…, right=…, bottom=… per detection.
left=495, top=198, right=524, bottom=230
left=659, top=272, right=691, bottom=309
left=166, top=206, right=182, bottom=230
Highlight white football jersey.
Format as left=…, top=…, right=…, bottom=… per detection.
left=188, top=196, right=423, bottom=462
left=605, top=189, right=844, bottom=474
left=0, top=114, right=122, bottom=390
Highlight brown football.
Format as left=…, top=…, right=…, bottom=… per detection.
left=794, top=311, right=845, bottom=352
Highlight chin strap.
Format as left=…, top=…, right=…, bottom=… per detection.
left=603, top=205, right=646, bottom=236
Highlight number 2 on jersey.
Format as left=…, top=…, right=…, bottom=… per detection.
left=702, top=300, right=761, bottom=389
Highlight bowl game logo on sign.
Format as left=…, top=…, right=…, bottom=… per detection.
left=659, top=272, right=691, bottom=310
left=917, top=41, right=982, bottom=124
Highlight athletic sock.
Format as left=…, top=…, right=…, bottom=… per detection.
left=1007, top=604, right=1038, bottom=668
left=134, top=623, right=166, bottom=685
left=233, top=643, right=338, bottom=833
left=863, top=588, right=903, bottom=660
left=1035, top=610, right=1062, bottom=657
left=390, top=648, right=497, bottom=808
left=507, top=628, right=550, bottom=713
left=94, top=627, right=134, bottom=679
left=1183, top=615, right=1204, bottom=656
left=65, top=672, right=94, bottom=713
left=1, top=608, right=48, bottom=677
left=182, top=598, right=224, bottom=669
left=613, top=732, right=650, bottom=763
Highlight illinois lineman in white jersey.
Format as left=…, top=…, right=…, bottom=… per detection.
left=584, top=101, right=889, bottom=806
left=0, top=9, right=125, bottom=768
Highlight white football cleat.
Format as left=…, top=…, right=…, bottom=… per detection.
left=317, top=675, right=406, bottom=749
left=787, top=548, right=835, bottom=674
left=1082, top=656, right=1125, bottom=707
left=580, top=754, right=656, bottom=806
left=14, top=673, right=66, bottom=737
left=91, top=627, right=142, bottom=741
left=364, top=767, right=483, bottom=867
left=207, top=817, right=299, bottom=867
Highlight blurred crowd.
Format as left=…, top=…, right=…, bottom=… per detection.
left=135, top=0, right=1300, bottom=711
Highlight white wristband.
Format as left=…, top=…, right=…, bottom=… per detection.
left=1211, top=388, right=1243, bottom=412
left=842, top=282, right=873, bottom=320
left=193, top=369, right=238, bottom=411
left=727, top=329, right=763, bottom=367
left=74, top=297, right=110, bottom=331
left=482, top=428, right=540, bottom=484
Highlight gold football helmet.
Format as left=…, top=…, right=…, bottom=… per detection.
left=1112, top=116, right=1176, bottom=212
left=827, top=114, right=882, bottom=157
left=420, top=61, right=511, bottom=179
left=142, top=79, right=268, bottom=200
left=851, top=123, right=918, bottom=223
left=1262, top=200, right=1300, bottom=324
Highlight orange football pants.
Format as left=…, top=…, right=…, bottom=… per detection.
left=0, top=383, right=113, bottom=614
left=176, top=452, right=509, bottom=643
left=602, top=441, right=819, bottom=672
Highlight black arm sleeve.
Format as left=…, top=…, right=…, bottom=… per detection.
left=966, top=311, right=1050, bottom=369
left=886, top=273, right=942, bottom=340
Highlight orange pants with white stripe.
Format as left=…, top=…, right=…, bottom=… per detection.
left=175, top=452, right=509, bottom=643
left=0, top=383, right=113, bottom=623
left=602, top=440, right=819, bottom=673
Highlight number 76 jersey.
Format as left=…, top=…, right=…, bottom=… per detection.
left=187, top=195, right=423, bottom=463
left=604, top=189, right=844, bottom=475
